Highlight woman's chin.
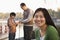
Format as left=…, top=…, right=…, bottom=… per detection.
left=36, top=24, right=42, bottom=27
left=37, top=24, right=41, bottom=27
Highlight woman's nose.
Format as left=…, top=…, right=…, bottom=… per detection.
left=37, top=17, right=40, bottom=20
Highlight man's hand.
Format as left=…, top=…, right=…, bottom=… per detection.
left=16, top=21, right=20, bottom=24
left=19, top=21, right=23, bottom=24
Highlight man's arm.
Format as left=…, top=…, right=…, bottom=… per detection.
left=21, top=10, right=34, bottom=23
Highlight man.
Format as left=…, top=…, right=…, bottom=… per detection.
left=20, top=3, right=34, bottom=40
left=7, top=12, right=19, bottom=40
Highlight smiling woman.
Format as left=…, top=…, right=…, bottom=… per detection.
left=33, top=8, right=59, bottom=40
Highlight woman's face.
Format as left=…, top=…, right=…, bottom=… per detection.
left=33, top=11, right=46, bottom=27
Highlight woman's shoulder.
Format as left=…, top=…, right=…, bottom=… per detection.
left=47, top=25, right=58, bottom=35
left=34, top=28, right=39, bottom=32
left=46, top=25, right=59, bottom=40
left=47, top=25, right=57, bottom=32
left=34, top=28, right=40, bottom=36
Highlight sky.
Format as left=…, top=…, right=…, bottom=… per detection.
left=0, top=0, right=60, bottom=13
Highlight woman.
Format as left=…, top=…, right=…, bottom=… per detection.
left=33, top=8, right=59, bottom=40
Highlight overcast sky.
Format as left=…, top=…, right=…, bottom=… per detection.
left=0, top=0, right=60, bottom=13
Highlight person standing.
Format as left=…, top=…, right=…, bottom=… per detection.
left=20, top=3, right=34, bottom=40
left=7, top=12, right=19, bottom=40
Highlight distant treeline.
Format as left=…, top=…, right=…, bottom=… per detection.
left=48, top=9, right=60, bottom=19
left=0, top=12, right=23, bottom=19
left=0, top=9, right=60, bottom=19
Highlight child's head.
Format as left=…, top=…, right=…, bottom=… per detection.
left=10, top=12, right=16, bottom=19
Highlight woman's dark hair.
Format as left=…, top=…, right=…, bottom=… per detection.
left=33, top=8, right=56, bottom=28
left=10, top=12, right=16, bottom=17
left=20, top=3, right=26, bottom=7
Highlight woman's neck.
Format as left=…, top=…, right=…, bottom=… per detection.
left=39, top=24, right=47, bottom=32
left=39, top=24, right=47, bottom=37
